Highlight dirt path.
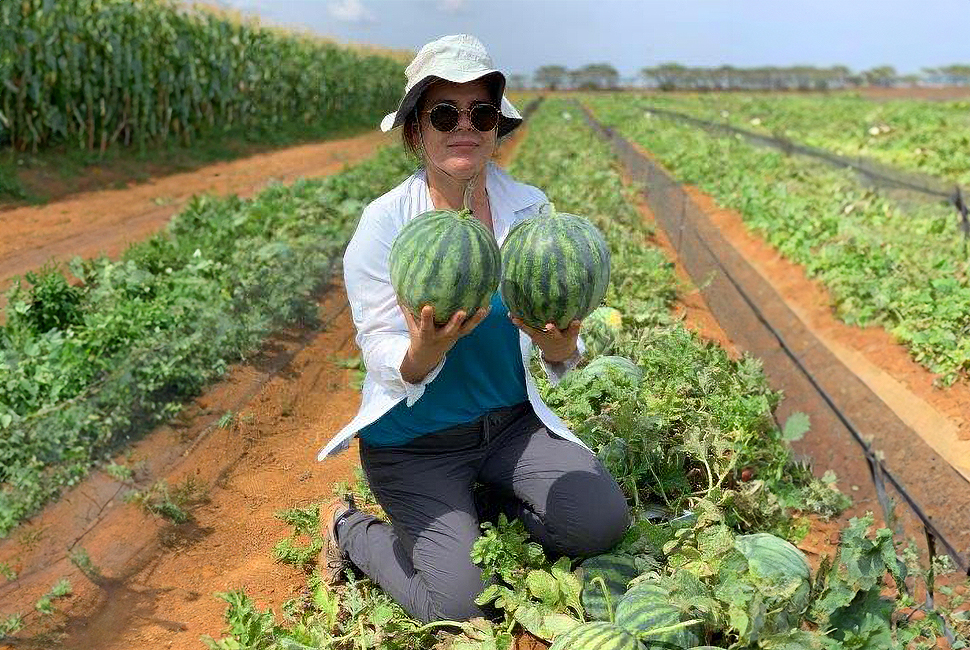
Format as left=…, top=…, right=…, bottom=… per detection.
left=606, top=134, right=970, bottom=555
left=0, top=282, right=364, bottom=649
left=680, top=188, right=970, bottom=462
left=0, top=131, right=392, bottom=313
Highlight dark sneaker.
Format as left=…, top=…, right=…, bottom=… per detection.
left=320, top=493, right=356, bottom=585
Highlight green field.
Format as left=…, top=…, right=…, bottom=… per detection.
left=192, top=98, right=965, bottom=650
left=629, top=92, right=970, bottom=186
left=584, top=92, right=970, bottom=386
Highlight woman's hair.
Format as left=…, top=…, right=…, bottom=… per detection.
left=401, top=76, right=510, bottom=163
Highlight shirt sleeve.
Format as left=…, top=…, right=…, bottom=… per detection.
left=343, top=204, right=446, bottom=407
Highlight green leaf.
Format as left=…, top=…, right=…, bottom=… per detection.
left=551, top=557, right=585, bottom=620
left=782, top=412, right=811, bottom=442
left=525, top=569, right=561, bottom=606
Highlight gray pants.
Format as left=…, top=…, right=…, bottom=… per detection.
left=336, top=401, right=630, bottom=624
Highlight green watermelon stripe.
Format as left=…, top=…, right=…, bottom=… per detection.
left=500, top=208, right=610, bottom=330
left=390, top=209, right=500, bottom=324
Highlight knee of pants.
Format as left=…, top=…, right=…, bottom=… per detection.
left=425, top=575, right=493, bottom=623
left=546, top=472, right=630, bottom=557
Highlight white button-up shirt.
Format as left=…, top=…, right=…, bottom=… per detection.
left=317, top=161, right=588, bottom=460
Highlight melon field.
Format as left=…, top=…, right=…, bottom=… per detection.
left=0, top=24, right=969, bottom=646
left=620, top=93, right=970, bottom=186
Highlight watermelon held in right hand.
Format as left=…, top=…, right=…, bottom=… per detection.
left=389, top=208, right=501, bottom=326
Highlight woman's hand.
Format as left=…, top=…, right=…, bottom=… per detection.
left=509, top=316, right=581, bottom=363
left=400, top=303, right=489, bottom=384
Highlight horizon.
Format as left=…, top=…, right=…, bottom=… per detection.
left=205, top=0, right=970, bottom=81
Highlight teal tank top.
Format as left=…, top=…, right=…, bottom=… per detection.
left=359, top=291, right=528, bottom=446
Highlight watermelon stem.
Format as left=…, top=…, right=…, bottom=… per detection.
left=590, top=575, right=615, bottom=623
left=635, top=618, right=703, bottom=639
left=538, top=201, right=557, bottom=218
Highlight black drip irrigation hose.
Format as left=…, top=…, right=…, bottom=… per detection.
left=634, top=103, right=969, bottom=231
left=576, top=101, right=970, bottom=577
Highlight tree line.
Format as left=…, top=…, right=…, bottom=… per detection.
left=508, top=64, right=970, bottom=91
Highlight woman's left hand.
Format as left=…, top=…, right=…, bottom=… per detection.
left=509, top=315, right=581, bottom=363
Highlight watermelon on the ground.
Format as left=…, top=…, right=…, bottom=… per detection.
left=389, top=208, right=500, bottom=325
left=500, top=202, right=611, bottom=330
left=733, top=533, right=812, bottom=634
left=581, top=306, right=624, bottom=357
left=578, top=553, right=640, bottom=621
left=582, top=355, right=643, bottom=384
left=548, top=621, right=640, bottom=650
left=615, top=581, right=701, bottom=648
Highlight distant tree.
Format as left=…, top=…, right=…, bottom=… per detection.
left=938, top=64, right=970, bottom=85
left=863, top=66, right=897, bottom=87
left=570, top=63, right=619, bottom=90
left=641, top=63, right=688, bottom=91
left=534, top=65, right=568, bottom=90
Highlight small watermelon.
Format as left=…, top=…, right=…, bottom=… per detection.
left=389, top=208, right=500, bottom=325
left=615, top=581, right=700, bottom=648
left=549, top=621, right=640, bottom=650
left=500, top=202, right=611, bottom=330
left=579, top=554, right=640, bottom=621
left=582, top=355, right=643, bottom=384
left=581, top=306, right=624, bottom=357
left=734, top=533, right=812, bottom=634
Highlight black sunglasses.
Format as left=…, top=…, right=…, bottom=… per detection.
left=422, top=102, right=500, bottom=133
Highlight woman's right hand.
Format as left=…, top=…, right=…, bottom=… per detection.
left=399, top=303, right=489, bottom=384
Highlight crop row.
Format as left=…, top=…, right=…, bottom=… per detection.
left=200, top=100, right=969, bottom=649
left=0, top=0, right=401, bottom=153
left=633, top=93, right=970, bottom=187
left=0, top=147, right=418, bottom=536
left=584, top=94, right=970, bottom=385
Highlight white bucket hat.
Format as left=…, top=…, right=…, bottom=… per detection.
left=380, top=34, right=522, bottom=138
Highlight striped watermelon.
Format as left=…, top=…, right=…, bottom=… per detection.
left=549, top=621, right=640, bottom=650
left=579, top=554, right=640, bottom=621
left=615, top=582, right=700, bottom=648
left=582, top=355, right=643, bottom=384
left=581, top=306, right=624, bottom=357
left=500, top=202, right=611, bottom=330
left=389, top=208, right=500, bottom=325
left=734, top=533, right=811, bottom=632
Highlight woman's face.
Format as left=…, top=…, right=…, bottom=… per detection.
left=412, top=79, right=498, bottom=179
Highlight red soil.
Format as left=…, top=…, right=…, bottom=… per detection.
left=0, top=131, right=392, bottom=314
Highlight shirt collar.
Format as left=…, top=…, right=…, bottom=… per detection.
left=484, top=162, right=541, bottom=214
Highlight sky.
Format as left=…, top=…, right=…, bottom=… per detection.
left=210, top=0, right=970, bottom=82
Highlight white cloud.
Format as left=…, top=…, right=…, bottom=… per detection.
left=437, top=0, right=468, bottom=13
left=327, top=0, right=375, bottom=23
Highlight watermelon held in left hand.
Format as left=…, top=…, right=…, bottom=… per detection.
left=500, top=202, right=611, bottom=331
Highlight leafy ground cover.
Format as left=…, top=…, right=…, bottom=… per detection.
left=0, top=146, right=418, bottom=536
left=584, top=94, right=970, bottom=386
left=198, top=100, right=969, bottom=649
left=632, top=93, right=970, bottom=187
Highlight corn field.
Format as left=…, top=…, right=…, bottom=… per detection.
left=0, top=0, right=402, bottom=153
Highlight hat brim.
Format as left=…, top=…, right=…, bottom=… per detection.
left=380, top=70, right=522, bottom=138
